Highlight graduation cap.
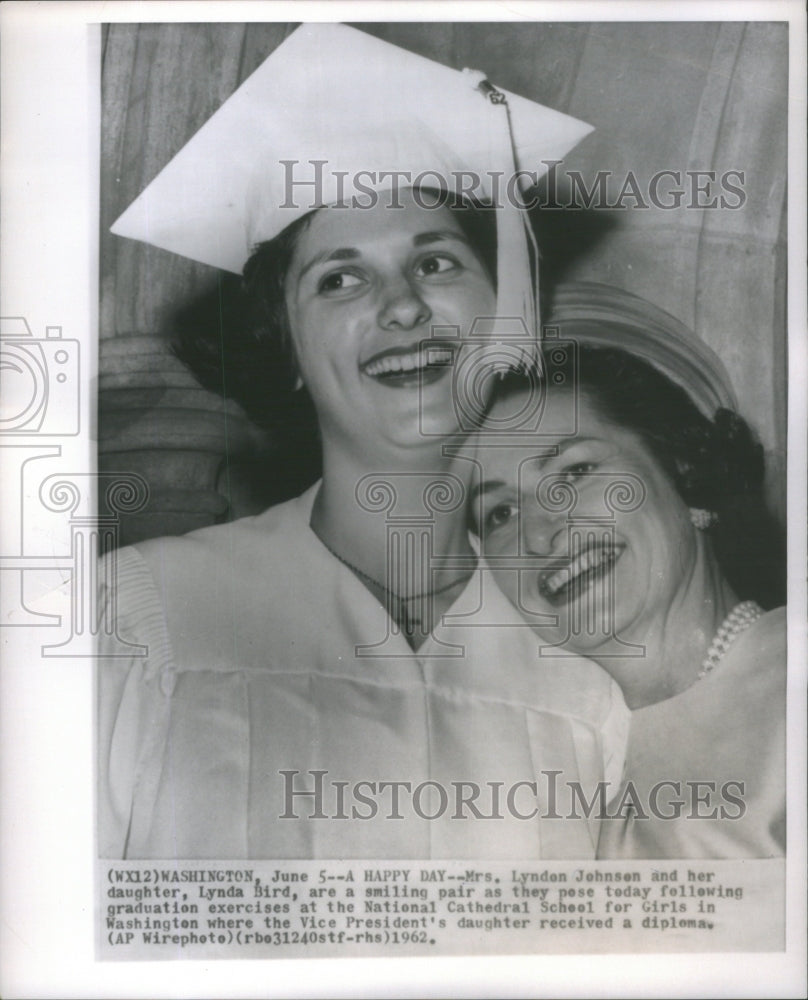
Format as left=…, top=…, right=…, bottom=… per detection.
left=111, top=23, right=593, bottom=358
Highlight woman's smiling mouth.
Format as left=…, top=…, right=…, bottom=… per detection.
left=537, top=540, right=626, bottom=606
left=360, top=341, right=456, bottom=387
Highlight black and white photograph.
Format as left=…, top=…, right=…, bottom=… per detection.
left=1, top=2, right=806, bottom=997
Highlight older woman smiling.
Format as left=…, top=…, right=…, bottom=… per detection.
left=471, top=284, right=785, bottom=858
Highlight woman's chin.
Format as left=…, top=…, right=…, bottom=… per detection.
left=524, top=593, right=640, bottom=660
left=399, top=406, right=464, bottom=445
left=530, top=628, right=633, bottom=666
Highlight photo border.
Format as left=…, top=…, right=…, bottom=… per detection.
left=1, top=2, right=805, bottom=997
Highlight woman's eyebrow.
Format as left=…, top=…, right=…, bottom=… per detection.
left=555, top=436, right=602, bottom=453
left=468, top=439, right=606, bottom=503
left=298, top=246, right=360, bottom=280
left=412, top=230, right=471, bottom=247
left=468, top=479, right=507, bottom=504
left=295, top=230, right=471, bottom=283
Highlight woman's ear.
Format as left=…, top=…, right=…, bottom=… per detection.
left=285, top=348, right=304, bottom=391
left=286, top=337, right=305, bottom=392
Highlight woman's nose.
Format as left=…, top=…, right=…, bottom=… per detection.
left=377, top=277, right=431, bottom=331
left=521, top=509, right=566, bottom=557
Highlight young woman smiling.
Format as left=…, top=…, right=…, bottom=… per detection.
left=98, top=25, right=628, bottom=860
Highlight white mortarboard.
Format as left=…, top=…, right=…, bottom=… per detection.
left=111, top=23, right=593, bottom=352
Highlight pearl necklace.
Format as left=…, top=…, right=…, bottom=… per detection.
left=698, top=600, right=764, bottom=679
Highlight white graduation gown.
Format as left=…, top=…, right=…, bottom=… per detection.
left=98, top=484, right=629, bottom=860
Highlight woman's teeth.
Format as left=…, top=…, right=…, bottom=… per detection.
left=540, top=543, right=623, bottom=598
left=362, top=347, right=453, bottom=378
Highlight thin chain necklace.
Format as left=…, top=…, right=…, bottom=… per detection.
left=698, top=600, right=764, bottom=679
left=319, top=537, right=473, bottom=637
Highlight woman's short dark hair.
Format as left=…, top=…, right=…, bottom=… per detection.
left=492, top=345, right=785, bottom=608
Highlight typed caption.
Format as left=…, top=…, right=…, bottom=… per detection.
left=99, top=858, right=783, bottom=960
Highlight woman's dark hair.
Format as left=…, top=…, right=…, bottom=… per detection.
left=493, top=345, right=785, bottom=609
left=174, top=192, right=498, bottom=500
left=172, top=211, right=321, bottom=503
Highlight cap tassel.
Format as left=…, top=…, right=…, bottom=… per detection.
left=465, top=70, right=542, bottom=375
